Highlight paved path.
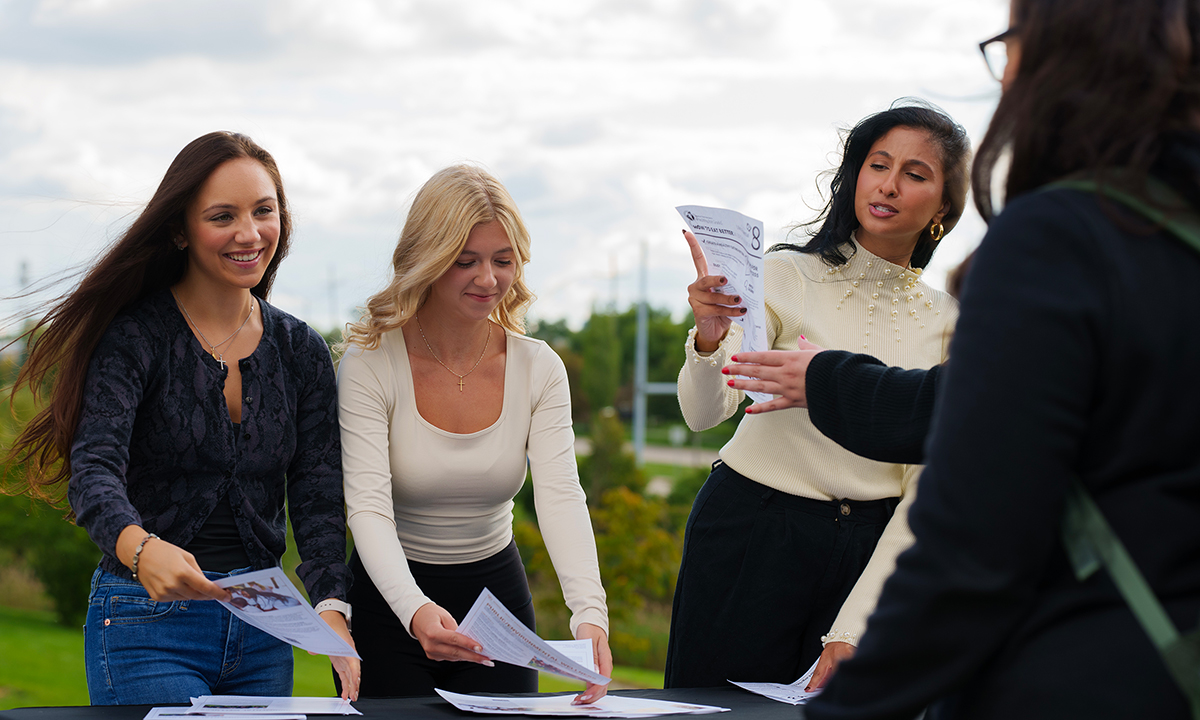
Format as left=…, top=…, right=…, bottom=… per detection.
left=573, top=437, right=718, bottom=468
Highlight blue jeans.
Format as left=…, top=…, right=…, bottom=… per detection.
left=84, top=566, right=293, bottom=705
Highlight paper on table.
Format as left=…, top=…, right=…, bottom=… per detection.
left=728, top=657, right=822, bottom=705
left=144, top=710, right=305, bottom=720
left=212, top=568, right=360, bottom=660
left=436, top=689, right=730, bottom=717
left=457, top=588, right=610, bottom=686
left=187, top=696, right=359, bottom=716
left=148, top=710, right=302, bottom=720
left=675, top=205, right=770, bottom=404
left=547, top=639, right=599, bottom=673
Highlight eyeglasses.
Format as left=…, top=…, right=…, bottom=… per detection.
left=979, top=27, right=1017, bottom=82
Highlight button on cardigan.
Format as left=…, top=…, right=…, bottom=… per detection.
left=68, top=289, right=351, bottom=606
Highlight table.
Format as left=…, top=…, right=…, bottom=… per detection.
left=0, top=688, right=804, bottom=720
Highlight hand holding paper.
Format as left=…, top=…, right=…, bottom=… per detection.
left=677, top=205, right=770, bottom=403
left=456, top=589, right=611, bottom=690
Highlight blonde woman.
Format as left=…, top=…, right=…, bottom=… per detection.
left=338, top=165, right=611, bottom=700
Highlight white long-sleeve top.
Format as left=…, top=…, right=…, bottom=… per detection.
left=678, top=240, right=957, bottom=645
left=338, top=328, right=608, bottom=638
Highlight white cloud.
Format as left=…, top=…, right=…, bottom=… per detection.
left=0, top=0, right=1008, bottom=330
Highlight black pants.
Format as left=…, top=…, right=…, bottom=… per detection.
left=664, top=461, right=899, bottom=688
left=347, top=539, right=538, bottom=698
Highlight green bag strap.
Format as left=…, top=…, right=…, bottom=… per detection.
left=1049, top=175, right=1200, bottom=716
left=1047, top=176, right=1200, bottom=254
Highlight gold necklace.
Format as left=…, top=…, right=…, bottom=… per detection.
left=415, top=315, right=491, bottom=392
left=173, top=292, right=255, bottom=370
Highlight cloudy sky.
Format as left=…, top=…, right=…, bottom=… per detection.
left=0, top=0, right=1008, bottom=333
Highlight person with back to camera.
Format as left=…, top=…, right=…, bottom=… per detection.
left=667, top=100, right=971, bottom=691
left=804, top=0, right=1200, bottom=717
left=3, top=131, right=358, bottom=704
left=337, top=164, right=611, bottom=701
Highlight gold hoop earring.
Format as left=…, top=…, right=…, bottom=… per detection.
left=929, top=222, right=945, bottom=243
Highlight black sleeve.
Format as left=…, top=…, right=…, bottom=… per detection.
left=806, top=350, right=941, bottom=465
left=806, top=190, right=1107, bottom=720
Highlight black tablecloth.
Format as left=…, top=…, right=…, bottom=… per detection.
left=0, top=688, right=804, bottom=720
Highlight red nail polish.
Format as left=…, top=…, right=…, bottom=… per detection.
left=730, top=355, right=738, bottom=362
left=721, top=367, right=730, bottom=374
left=727, top=379, right=735, bottom=387
left=800, top=335, right=806, bottom=340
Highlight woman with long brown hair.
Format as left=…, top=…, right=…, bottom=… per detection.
left=807, top=0, right=1200, bottom=717
left=6, top=132, right=358, bottom=704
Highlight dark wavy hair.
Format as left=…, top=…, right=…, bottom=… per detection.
left=5, top=131, right=291, bottom=504
left=973, top=0, right=1200, bottom=220
left=774, top=99, right=972, bottom=270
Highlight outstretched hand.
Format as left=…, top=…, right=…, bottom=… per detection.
left=116, top=525, right=229, bottom=602
left=683, top=230, right=745, bottom=353
left=807, top=641, right=855, bottom=691
left=319, top=610, right=360, bottom=701
left=573, top=623, right=613, bottom=704
left=722, top=336, right=827, bottom=413
left=410, top=602, right=494, bottom=666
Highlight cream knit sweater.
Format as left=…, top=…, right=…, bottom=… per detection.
left=678, top=239, right=957, bottom=645
left=339, top=329, right=608, bottom=639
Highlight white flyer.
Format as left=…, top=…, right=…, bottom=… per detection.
left=187, top=696, right=359, bottom=715
left=676, top=205, right=770, bottom=404
left=436, top=689, right=730, bottom=717
left=457, top=588, right=610, bottom=686
left=144, top=710, right=304, bottom=720
left=546, top=639, right=599, bottom=673
left=728, top=657, right=822, bottom=705
left=213, top=568, right=360, bottom=660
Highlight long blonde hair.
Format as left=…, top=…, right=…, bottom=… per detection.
left=343, top=164, right=535, bottom=350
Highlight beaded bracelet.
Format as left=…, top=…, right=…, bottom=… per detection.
left=131, top=533, right=158, bottom=582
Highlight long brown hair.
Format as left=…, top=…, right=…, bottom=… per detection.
left=972, top=0, right=1200, bottom=221
left=773, top=99, right=972, bottom=270
left=5, top=131, right=292, bottom=503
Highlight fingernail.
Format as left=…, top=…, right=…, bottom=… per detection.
left=720, top=277, right=727, bottom=284
left=726, top=379, right=735, bottom=387
left=733, top=296, right=741, bottom=303
left=474, top=645, right=482, bottom=652
left=721, top=367, right=730, bottom=374
left=740, top=307, right=748, bottom=313
left=800, top=334, right=806, bottom=340
left=745, top=407, right=754, bottom=414
left=730, top=355, right=738, bottom=362
left=482, top=660, right=495, bottom=667
left=681, top=229, right=686, bottom=234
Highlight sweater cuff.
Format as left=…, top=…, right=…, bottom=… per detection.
left=569, top=607, right=610, bottom=639
left=821, top=627, right=861, bottom=648
left=684, top=326, right=726, bottom=367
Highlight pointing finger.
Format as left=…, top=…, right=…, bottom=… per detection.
left=683, top=230, right=710, bottom=280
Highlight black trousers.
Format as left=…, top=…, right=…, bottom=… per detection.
left=347, top=539, right=538, bottom=698
left=664, top=461, right=899, bottom=688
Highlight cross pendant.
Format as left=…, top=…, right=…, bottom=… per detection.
left=458, top=377, right=465, bottom=392
left=213, top=351, right=224, bottom=370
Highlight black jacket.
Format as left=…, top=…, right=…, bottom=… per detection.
left=808, top=139, right=1200, bottom=720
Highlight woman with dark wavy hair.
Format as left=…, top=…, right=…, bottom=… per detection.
left=807, top=0, right=1200, bottom=717
left=667, top=100, right=970, bottom=691
left=5, top=132, right=358, bottom=704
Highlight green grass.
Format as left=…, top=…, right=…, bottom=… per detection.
left=0, top=603, right=661, bottom=709
left=537, top=665, right=663, bottom=693
left=0, top=605, right=89, bottom=709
